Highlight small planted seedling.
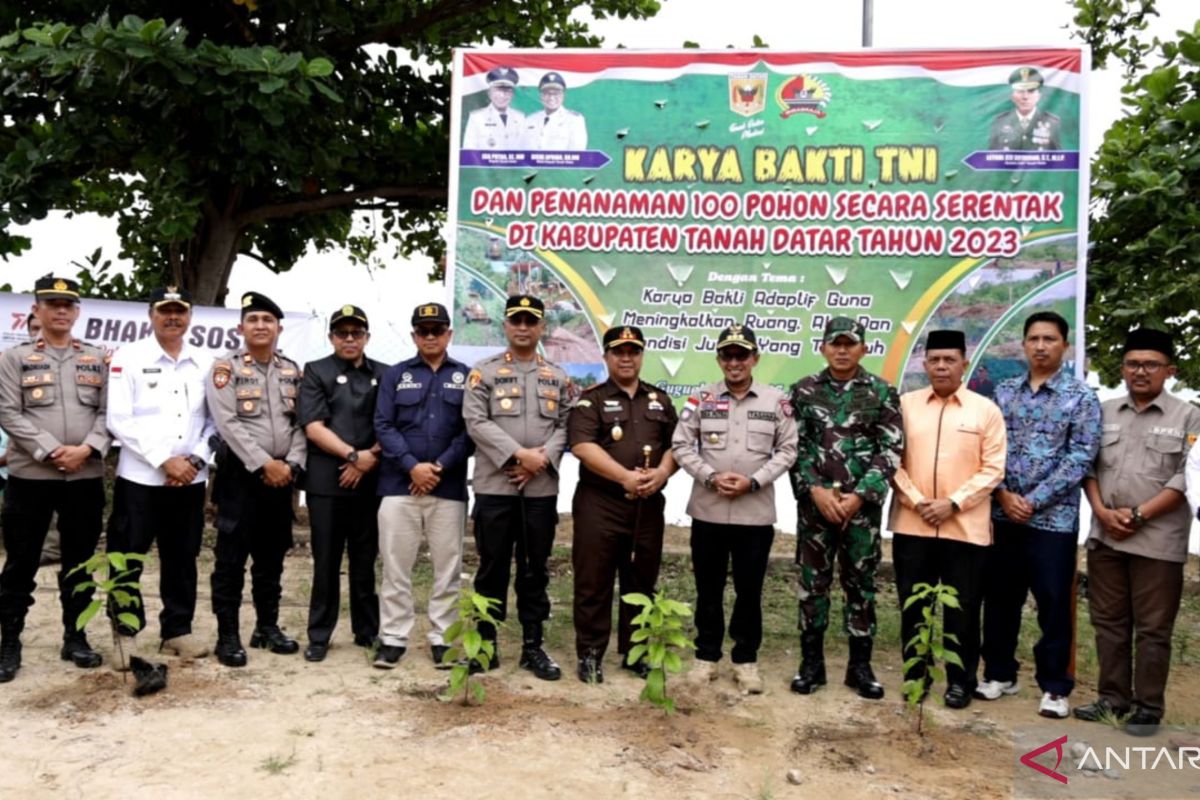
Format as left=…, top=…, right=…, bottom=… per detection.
left=623, top=590, right=695, bottom=714
left=69, top=551, right=147, bottom=676
left=440, top=590, right=502, bottom=706
left=901, top=581, right=962, bottom=735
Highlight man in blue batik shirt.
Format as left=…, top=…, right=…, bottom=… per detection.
left=373, top=303, right=473, bottom=669
left=976, top=311, right=1101, bottom=719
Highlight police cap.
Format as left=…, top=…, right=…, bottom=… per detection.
left=505, top=295, right=544, bottom=319
left=34, top=274, right=81, bottom=302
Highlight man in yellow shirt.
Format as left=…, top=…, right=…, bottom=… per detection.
left=890, top=329, right=1006, bottom=709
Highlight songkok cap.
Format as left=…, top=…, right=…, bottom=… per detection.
left=1122, top=328, right=1174, bottom=359
left=150, top=285, right=192, bottom=310
left=240, top=291, right=284, bottom=320
left=505, top=294, right=544, bottom=319
left=411, top=303, right=451, bottom=326
left=716, top=325, right=758, bottom=352
left=822, top=316, right=865, bottom=344
left=486, top=67, right=518, bottom=88
left=925, top=329, right=967, bottom=353
left=603, top=325, right=645, bottom=351
left=1008, top=67, right=1044, bottom=91
left=330, top=304, right=369, bottom=330
left=34, top=274, right=81, bottom=302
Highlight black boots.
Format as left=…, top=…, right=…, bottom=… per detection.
left=0, top=618, right=23, bottom=683
left=844, top=636, right=885, bottom=700
left=250, top=625, right=299, bottom=655
left=518, top=623, right=561, bottom=681
left=214, top=614, right=247, bottom=667
left=60, top=632, right=103, bottom=668
left=577, top=648, right=604, bottom=684
left=790, top=630, right=827, bottom=694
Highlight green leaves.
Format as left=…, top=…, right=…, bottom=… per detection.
left=439, top=590, right=503, bottom=706
left=899, top=581, right=962, bottom=734
left=621, top=590, right=695, bottom=714
left=67, top=552, right=146, bottom=634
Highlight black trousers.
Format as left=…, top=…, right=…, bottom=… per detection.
left=0, top=477, right=104, bottom=632
left=571, top=484, right=664, bottom=658
left=106, top=478, right=206, bottom=639
left=980, top=520, right=1078, bottom=695
left=305, top=492, right=380, bottom=644
left=893, top=533, right=988, bottom=691
left=690, top=519, right=775, bottom=664
left=472, top=493, right=557, bottom=637
left=210, top=461, right=294, bottom=624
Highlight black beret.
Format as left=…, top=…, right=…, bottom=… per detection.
left=240, top=292, right=284, bottom=320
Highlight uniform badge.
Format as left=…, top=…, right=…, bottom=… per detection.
left=780, top=398, right=794, bottom=418
left=1189, top=433, right=1198, bottom=447
left=498, top=367, right=513, bottom=376
left=31, top=388, right=44, bottom=400
left=213, top=368, right=231, bottom=389
left=612, top=424, right=624, bottom=441
left=707, top=432, right=720, bottom=444
left=468, top=369, right=482, bottom=389
left=239, top=367, right=254, bottom=376
left=500, top=398, right=513, bottom=410
left=242, top=400, right=255, bottom=411
left=496, top=388, right=507, bottom=397
left=648, top=392, right=657, bottom=401
left=452, top=372, right=465, bottom=384
left=681, top=395, right=699, bottom=421
left=402, top=371, right=412, bottom=382
left=371, top=378, right=378, bottom=386
left=336, top=374, right=348, bottom=384
left=547, top=399, right=557, bottom=411
left=577, top=399, right=592, bottom=408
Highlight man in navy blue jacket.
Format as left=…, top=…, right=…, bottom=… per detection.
left=372, top=303, right=472, bottom=668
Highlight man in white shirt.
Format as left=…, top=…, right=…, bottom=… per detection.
left=518, top=72, right=588, bottom=151
left=106, top=286, right=216, bottom=659
left=462, top=66, right=526, bottom=151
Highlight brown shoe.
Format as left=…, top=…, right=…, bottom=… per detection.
left=161, top=634, right=210, bottom=659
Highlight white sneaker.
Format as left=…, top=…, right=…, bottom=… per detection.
left=1039, top=691, right=1069, bottom=719
left=733, top=662, right=764, bottom=695
left=687, top=659, right=718, bottom=684
left=974, top=679, right=1018, bottom=700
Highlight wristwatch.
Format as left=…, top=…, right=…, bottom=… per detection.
left=186, top=455, right=206, bottom=471
left=749, top=478, right=761, bottom=494
left=345, top=449, right=359, bottom=463
left=1131, top=506, right=1145, bottom=527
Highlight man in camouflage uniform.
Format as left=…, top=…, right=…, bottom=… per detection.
left=788, top=317, right=903, bottom=699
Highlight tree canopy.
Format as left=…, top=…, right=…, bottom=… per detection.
left=0, top=1, right=662, bottom=304
left=1074, top=0, right=1200, bottom=386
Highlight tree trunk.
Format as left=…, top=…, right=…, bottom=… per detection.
left=188, top=214, right=242, bottom=306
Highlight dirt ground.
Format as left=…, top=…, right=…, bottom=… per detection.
left=3, top=527, right=1199, bottom=800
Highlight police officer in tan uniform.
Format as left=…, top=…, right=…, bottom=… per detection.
left=568, top=325, right=678, bottom=683
left=463, top=294, right=572, bottom=681
left=671, top=325, right=798, bottom=694
left=206, top=292, right=307, bottom=667
left=0, top=276, right=112, bottom=682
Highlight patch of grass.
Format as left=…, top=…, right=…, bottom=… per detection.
left=258, top=751, right=297, bottom=775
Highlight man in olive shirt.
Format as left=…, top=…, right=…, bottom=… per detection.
left=207, top=292, right=307, bottom=667
left=297, top=305, right=386, bottom=662
left=671, top=325, right=798, bottom=694
left=0, top=276, right=112, bottom=682
left=568, top=325, right=677, bottom=683
left=463, top=294, right=573, bottom=681
left=1077, top=328, right=1200, bottom=736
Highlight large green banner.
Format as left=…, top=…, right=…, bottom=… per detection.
left=448, top=48, right=1087, bottom=398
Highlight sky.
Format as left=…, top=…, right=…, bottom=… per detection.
left=2, top=0, right=1195, bottom=316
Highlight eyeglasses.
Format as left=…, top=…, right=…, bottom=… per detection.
left=414, top=326, right=448, bottom=338
left=718, top=349, right=753, bottom=363
left=1122, top=360, right=1168, bottom=374
left=332, top=329, right=368, bottom=341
